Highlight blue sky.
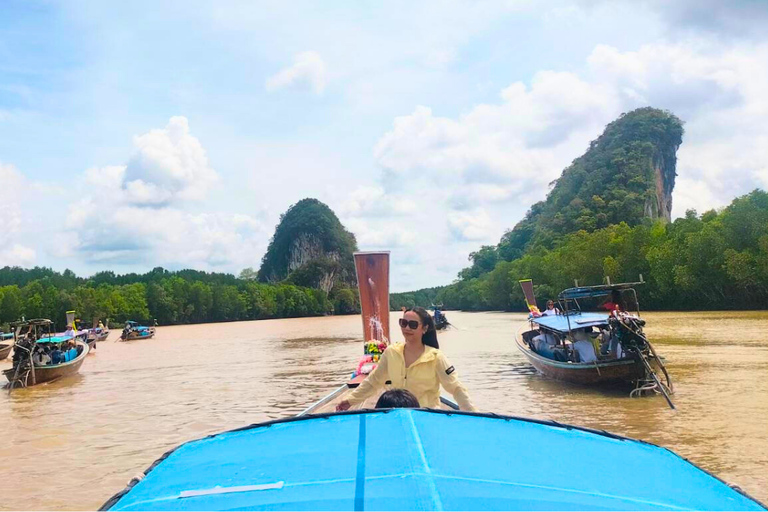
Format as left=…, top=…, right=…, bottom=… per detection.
left=1, top=0, right=767, bottom=291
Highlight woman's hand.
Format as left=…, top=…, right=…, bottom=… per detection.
left=336, top=400, right=351, bottom=412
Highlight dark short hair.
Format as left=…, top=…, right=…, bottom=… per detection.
left=375, top=389, right=420, bottom=409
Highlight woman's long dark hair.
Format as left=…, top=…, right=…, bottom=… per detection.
left=406, top=307, right=439, bottom=349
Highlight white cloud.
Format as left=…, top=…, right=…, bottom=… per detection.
left=265, top=51, right=328, bottom=95
left=343, top=218, right=417, bottom=248
left=0, top=163, right=36, bottom=266
left=447, top=209, right=494, bottom=242
left=123, top=116, right=219, bottom=205
left=62, top=119, right=270, bottom=270
left=340, top=185, right=417, bottom=217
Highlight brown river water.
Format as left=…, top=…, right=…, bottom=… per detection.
left=1, top=311, right=767, bottom=510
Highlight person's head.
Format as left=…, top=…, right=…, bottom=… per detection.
left=399, top=307, right=439, bottom=348
left=375, top=389, right=420, bottom=409
left=546, top=300, right=555, bottom=309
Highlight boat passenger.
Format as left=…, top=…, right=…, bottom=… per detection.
left=375, top=389, right=420, bottom=409
left=541, top=300, right=561, bottom=316
left=67, top=344, right=78, bottom=362
left=336, top=307, right=476, bottom=412
left=50, top=346, right=63, bottom=364
left=532, top=330, right=557, bottom=351
left=571, top=328, right=598, bottom=363
left=40, top=347, right=52, bottom=365
left=600, top=290, right=624, bottom=314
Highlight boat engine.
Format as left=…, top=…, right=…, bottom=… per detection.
left=609, top=314, right=647, bottom=352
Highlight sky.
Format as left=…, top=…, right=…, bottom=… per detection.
left=1, top=0, right=767, bottom=292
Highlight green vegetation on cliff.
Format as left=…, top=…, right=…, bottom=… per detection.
left=258, top=198, right=360, bottom=314
left=258, top=198, right=357, bottom=286
left=393, top=108, right=767, bottom=312
left=497, top=107, right=683, bottom=263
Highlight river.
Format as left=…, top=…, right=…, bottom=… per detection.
left=1, top=311, right=766, bottom=509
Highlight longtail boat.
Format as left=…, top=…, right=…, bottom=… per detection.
left=99, top=258, right=764, bottom=510
left=3, top=319, right=89, bottom=389
left=515, top=279, right=674, bottom=408
left=119, top=321, right=156, bottom=341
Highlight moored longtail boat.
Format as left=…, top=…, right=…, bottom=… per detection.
left=3, top=319, right=89, bottom=389
left=515, top=279, right=674, bottom=407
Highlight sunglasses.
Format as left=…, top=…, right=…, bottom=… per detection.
left=399, top=318, right=420, bottom=329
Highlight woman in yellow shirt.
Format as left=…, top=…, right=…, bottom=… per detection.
left=336, top=307, right=476, bottom=411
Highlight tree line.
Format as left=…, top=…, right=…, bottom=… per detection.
left=393, top=190, right=768, bottom=311
left=0, top=267, right=361, bottom=330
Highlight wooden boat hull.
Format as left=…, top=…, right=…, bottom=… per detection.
left=0, top=343, right=13, bottom=360
left=515, top=328, right=644, bottom=385
left=3, top=340, right=89, bottom=387
left=120, top=328, right=155, bottom=341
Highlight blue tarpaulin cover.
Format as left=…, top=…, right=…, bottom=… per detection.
left=532, top=312, right=610, bottom=333
left=104, top=409, right=764, bottom=511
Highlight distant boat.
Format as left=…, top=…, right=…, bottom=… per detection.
left=3, top=319, right=89, bottom=389
left=516, top=279, right=674, bottom=407
left=431, top=304, right=450, bottom=330
left=119, top=321, right=156, bottom=341
left=86, top=326, right=110, bottom=351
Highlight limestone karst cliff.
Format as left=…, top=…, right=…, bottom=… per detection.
left=258, top=198, right=358, bottom=294
left=497, top=107, right=684, bottom=261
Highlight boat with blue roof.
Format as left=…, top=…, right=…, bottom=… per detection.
left=3, top=318, right=89, bottom=389
left=119, top=320, right=156, bottom=341
left=516, top=279, right=674, bottom=406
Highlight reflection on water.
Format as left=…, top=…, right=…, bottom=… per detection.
left=1, top=311, right=766, bottom=509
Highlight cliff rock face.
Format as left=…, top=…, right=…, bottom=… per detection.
left=258, top=199, right=358, bottom=294
left=646, top=143, right=678, bottom=222
left=498, top=107, right=683, bottom=260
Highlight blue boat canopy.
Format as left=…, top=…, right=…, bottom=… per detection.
left=531, top=312, right=609, bottom=333
left=35, top=335, right=75, bottom=344
left=102, top=409, right=764, bottom=511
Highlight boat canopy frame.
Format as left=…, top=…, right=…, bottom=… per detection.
left=534, top=281, right=645, bottom=338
